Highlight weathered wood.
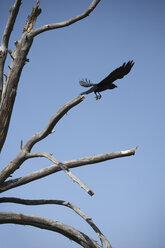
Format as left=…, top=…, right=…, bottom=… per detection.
left=0, top=34, right=33, bottom=152
left=0, top=212, right=102, bottom=248
left=0, top=147, right=137, bottom=193
left=0, top=96, right=84, bottom=185
left=0, top=197, right=112, bottom=248
left=0, top=0, right=22, bottom=103
left=29, top=0, right=101, bottom=38
left=23, top=0, right=41, bottom=33
left=27, top=152, right=94, bottom=196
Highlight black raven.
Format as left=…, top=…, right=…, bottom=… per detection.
left=79, top=60, right=134, bottom=100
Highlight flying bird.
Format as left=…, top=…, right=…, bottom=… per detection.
left=79, top=60, right=134, bottom=100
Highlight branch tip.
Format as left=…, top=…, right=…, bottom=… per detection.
left=23, top=0, right=41, bottom=33
left=132, top=146, right=138, bottom=154
left=88, top=190, right=94, bottom=196
left=50, top=130, right=55, bottom=134
left=81, top=95, right=85, bottom=100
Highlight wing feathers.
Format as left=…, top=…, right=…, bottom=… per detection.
left=98, top=60, right=134, bottom=86
left=79, top=78, right=95, bottom=87
left=108, top=60, right=134, bottom=81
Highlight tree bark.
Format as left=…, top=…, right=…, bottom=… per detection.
left=0, top=33, right=33, bottom=152
left=0, top=0, right=22, bottom=103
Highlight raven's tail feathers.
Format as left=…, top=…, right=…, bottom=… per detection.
left=79, top=78, right=96, bottom=87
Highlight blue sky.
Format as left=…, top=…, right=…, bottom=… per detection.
left=0, top=0, right=165, bottom=247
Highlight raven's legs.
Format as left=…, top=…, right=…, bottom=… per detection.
left=94, top=92, right=102, bottom=100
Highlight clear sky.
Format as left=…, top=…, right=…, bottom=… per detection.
left=0, top=0, right=165, bottom=247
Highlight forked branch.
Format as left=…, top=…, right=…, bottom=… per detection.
left=29, top=0, right=101, bottom=38
left=0, top=95, right=84, bottom=185
left=0, top=147, right=137, bottom=193
left=27, top=152, right=94, bottom=196
left=23, top=0, right=41, bottom=33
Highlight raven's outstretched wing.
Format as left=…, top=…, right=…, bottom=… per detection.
left=98, top=60, right=134, bottom=85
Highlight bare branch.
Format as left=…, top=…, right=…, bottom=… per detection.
left=29, top=0, right=101, bottom=38
left=0, top=212, right=102, bottom=248
left=0, top=147, right=137, bottom=193
left=0, top=0, right=22, bottom=102
left=24, top=95, right=84, bottom=152
left=27, top=152, right=94, bottom=196
left=63, top=147, right=138, bottom=167
left=0, top=197, right=112, bottom=248
left=0, top=95, right=84, bottom=184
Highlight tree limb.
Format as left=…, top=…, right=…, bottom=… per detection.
left=27, top=152, right=94, bottom=196
left=0, top=147, right=137, bottom=193
left=0, top=197, right=112, bottom=248
left=24, top=95, right=84, bottom=152
left=0, top=32, right=34, bottom=153
left=29, top=0, right=101, bottom=38
left=0, top=212, right=102, bottom=248
left=0, top=0, right=22, bottom=103
left=0, top=95, right=84, bottom=184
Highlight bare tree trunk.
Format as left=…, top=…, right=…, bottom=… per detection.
left=0, top=34, right=33, bottom=152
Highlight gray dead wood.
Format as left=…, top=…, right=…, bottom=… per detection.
left=0, top=95, right=84, bottom=185
left=0, top=197, right=112, bottom=248
left=0, top=147, right=137, bottom=193
left=0, top=0, right=22, bottom=102
left=0, top=212, right=103, bottom=248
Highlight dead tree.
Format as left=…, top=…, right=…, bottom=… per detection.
left=0, top=1, right=137, bottom=247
